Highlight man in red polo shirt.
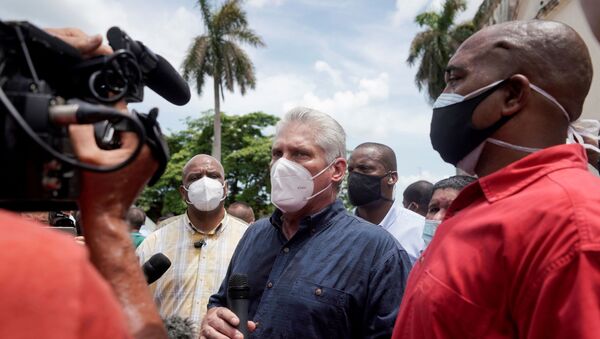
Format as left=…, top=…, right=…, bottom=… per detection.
left=393, top=20, right=600, bottom=338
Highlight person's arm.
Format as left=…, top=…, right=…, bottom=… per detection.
left=51, top=27, right=166, bottom=338
left=363, top=248, right=411, bottom=339
left=70, top=118, right=166, bottom=339
left=517, top=250, right=600, bottom=338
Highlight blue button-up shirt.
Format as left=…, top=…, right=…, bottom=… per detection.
left=208, top=200, right=412, bottom=338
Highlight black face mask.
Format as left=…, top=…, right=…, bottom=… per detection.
left=430, top=79, right=514, bottom=165
left=347, top=171, right=393, bottom=207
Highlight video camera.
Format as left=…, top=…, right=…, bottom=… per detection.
left=0, top=21, right=191, bottom=211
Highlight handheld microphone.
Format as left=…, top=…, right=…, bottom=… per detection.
left=228, top=273, right=250, bottom=338
left=107, top=27, right=191, bottom=106
left=142, top=253, right=171, bottom=284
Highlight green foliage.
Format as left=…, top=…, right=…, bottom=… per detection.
left=137, top=111, right=278, bottom=219
left=407, top=0, right=477, bottom=103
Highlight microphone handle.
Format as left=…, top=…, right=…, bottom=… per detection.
left=229, top=298, right=249, bottom=338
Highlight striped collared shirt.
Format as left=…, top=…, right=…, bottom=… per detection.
left=136, top=211, right=247, bottom=326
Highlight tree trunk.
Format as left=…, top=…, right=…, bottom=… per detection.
left=212, top=76, right=221, bottom=162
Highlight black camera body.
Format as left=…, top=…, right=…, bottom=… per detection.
left=0, top=21, right=187, bottom=211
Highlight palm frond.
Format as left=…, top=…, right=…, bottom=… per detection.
left=198, top=0, right=213, bottom=32
left=225, top=27, right=266, bottom=47
left=407, top=30, right=436, bottom=66
left=213, top=0, right=247, bottom=35
left=408, top=0, right=476, bottom=102
left=181, top=35, right=212, bottom=95
left=438, top=0, right=466, bottom=32
left=415, top=12, right=440, bottom=28
left=449, top=21, right=475, bottom=50
left=221, top=41, right=256, bottom=95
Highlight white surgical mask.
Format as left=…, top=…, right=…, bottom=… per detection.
left=436, top=80, right=596, bottom=175
left=422, top=219, right=442, bottom=247
left=184, top=177, right=226, bottom=211
left=270, top=157, right=335, bottom=213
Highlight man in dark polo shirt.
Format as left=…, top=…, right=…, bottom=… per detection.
left=200, top=107, right=411, bottom=338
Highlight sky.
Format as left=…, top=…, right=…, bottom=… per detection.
left=4, top=0, right=483, bottom=194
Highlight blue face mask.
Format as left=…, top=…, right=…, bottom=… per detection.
left=422, top=219, right=441, bottom=247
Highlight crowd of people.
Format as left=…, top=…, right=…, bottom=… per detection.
left=4, top=2, right=600, bottom=338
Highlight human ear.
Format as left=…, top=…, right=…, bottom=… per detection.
left=331, top=158, right=347, bottom=185
left=178, top=185, right=187, bottom=202
left=388, top=172, right=398, bottom=185
left=501, top=74, right=530, bottom=117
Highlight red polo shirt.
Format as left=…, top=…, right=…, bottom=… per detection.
left=393, top=144, right=600, bottom=339
left=0, top=210, right=130, bottom=339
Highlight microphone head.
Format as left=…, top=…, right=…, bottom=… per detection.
left=145, top=55, right=191, bottom=106
left=143, top=253, right=171, bottom=284
left=228, top=273, right=249, bottom=299
left=106, top=26, right=126, bottom=51
left=163, top=316, right=196, bottom=339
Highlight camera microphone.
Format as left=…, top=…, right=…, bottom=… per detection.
left=194, top=239, right=206, bottom=249
left=107, top=27, right=191, bottom=106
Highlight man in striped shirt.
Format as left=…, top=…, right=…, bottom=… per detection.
left=136, top=154, right=248, bottom=327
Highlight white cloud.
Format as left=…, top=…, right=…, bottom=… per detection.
left=314, top=60, right=343, bottom=88
left=283, top=72, right=389, bottom=115
left=248, top=0, right=285, bottom=8
left=393, top=0, right=429, bottom=26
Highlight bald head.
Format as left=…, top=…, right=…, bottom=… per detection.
left=182, top=154, right=225, bottom=184
left=453, top=20, right=592, bottom=120
left=354, top=142, right=397, bottom=172
left=227, top=202, right=255, bottom=224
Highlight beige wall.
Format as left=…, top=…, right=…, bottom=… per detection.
left=512, top=0, right=600, bottom=120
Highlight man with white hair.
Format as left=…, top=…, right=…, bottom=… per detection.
left=201, top=107, right=411, bottom=338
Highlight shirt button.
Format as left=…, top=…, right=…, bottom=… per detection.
left=315, top=288, right=322, bottom=296
left=267, top=282, right=273, bottom=288
left=283, top=247, right=290, bottom=253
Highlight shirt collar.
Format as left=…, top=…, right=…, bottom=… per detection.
left=183, top=210, right=228, bottom=235
left=478, top=143, right=588, bottom=203
left=379, top=199, right=399, bottom=229
left=270, top=199, right=346, bottom=233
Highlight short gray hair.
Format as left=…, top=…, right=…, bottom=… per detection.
left=276, top=107, right=346, bottom=163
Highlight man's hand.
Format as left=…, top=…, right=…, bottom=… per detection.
left=200, top=307, right=257, bottom=339
left=45, top=27, right=112, bottom=57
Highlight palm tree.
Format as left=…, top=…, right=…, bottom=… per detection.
left=407, top=0, right=476, bottom=103
left=182, top=0, right=265, bottom=162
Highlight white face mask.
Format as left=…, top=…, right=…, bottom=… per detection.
left=457, top=138, right=542, bottom=175
left=438, top=80, right=597, bottom=175
left=422, top=219, right=441, bottom=247
left=270, top=157, right=335, bottom=213
left=184, top=177, right=226, bottom=212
